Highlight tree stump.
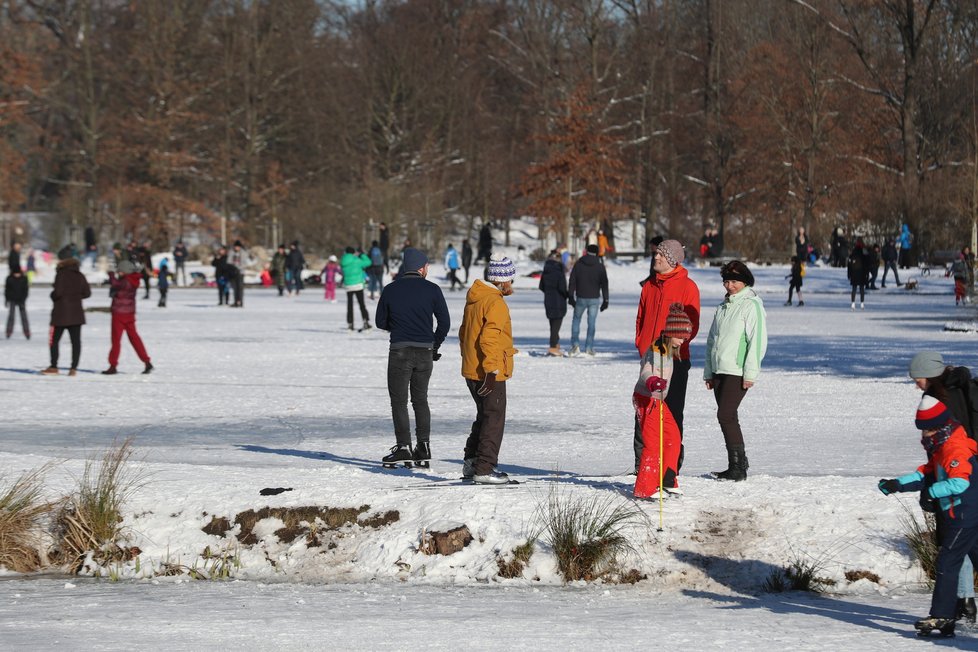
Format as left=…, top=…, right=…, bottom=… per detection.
left=419, top=524, right=472, bottom=556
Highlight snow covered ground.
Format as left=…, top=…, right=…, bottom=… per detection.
left=2, top=250, right=977, bottom=650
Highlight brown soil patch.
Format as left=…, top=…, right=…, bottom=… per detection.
left=209, top=505, right=400, bottom=545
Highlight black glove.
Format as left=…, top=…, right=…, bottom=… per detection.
left=568, top=298, right=576, bottom=308
left=600, top=300, right=608, bottom=312
left=919, top=488, right=938, bottom=512
left=477, top=373, right=496, bottom=397
left=432, top=347, right=441, bottom=362
left=878, top=479, right=901, bottom=495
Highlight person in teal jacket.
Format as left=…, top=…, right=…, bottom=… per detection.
left=341, top=247, right=373, bottom=331
left=703, top=260, right=767, bottom=482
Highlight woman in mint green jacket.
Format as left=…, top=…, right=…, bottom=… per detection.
left=340, top=247, right=373, bottom=331
left=703, top=260, right=767, bottom=482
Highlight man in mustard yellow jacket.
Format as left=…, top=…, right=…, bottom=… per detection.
left=459, top=254, right=519, bottom=484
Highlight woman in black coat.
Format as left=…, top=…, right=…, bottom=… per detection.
left=539, top=251, right=568, bottom=356
left=43, top=255, right=91, bottom=375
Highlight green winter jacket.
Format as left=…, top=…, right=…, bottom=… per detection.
left=703, top=286, right=767, bottom=382
left=340, top=252, right=372, bottom=288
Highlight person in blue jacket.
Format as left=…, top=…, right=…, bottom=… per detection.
left=879, top=396, right=978, bottom=637
left=375, top=248, right=450, bottom=470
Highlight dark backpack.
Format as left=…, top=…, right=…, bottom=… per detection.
left=944, top=366, right=978, bottom=442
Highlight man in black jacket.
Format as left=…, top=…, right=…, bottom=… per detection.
left=568, top=244, right=609, bottom=356
left=375, top=247, right=451, bottom=470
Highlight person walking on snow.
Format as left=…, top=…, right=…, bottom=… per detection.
left=461, top=239, right=473, bottom=283
left=367, top=240, right=384, bottom=300
left=459, top=255, right=519, bottom=484
left=340, top=246, right=373, bottom=331
left=42, top=249, right=91, bottom=376
left=881, top=238, right=902, bottom=288
left=172, top=240, right=188, bottom=287
left=878, top=396, right=978, bottom=638
left=271, top=244, right=288, bottom=296
left=633, top=304, right=692, bottom=499
left=287, top=241, right=306, bottom=295
left=5, top=264, right=30, bottom=339
left=376, top=248, right=451, bottom=469
left=321, top=255, right=340, bottom=302
left=567, top=243, right=609, bottom=356
left=634, top=238, right=700, bottom=473
left=703, top=261, right=767, bottom=482
left=102, top=259, right=153, bottom=375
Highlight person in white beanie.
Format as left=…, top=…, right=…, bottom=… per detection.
left=458, top=254, right=518, bottom=484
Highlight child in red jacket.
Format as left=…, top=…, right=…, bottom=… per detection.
left=102, top=259, right=153, bottom=375
left=879, top=396, right=978, bottom=637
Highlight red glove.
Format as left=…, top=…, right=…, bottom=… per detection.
left=645, top=376, right=667, bottom=393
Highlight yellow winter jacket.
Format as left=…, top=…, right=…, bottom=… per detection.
left=459, top=279, right=518, bottom=381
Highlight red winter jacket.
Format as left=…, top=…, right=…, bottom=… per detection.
left=635, top=265, right=700, bottom=360
left=110, top=272, right=141, bottom=315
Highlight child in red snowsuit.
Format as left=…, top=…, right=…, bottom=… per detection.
left=633, top=303, right=692, bottom=498
left=103, top=259, right=153, bottom=375
left=322, top=256, right=340, bottom=302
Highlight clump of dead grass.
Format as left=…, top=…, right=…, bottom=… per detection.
left=0, top=466, right=55, bottom=572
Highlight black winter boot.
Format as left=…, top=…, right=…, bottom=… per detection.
left=712, top=446, right=748, bottom=482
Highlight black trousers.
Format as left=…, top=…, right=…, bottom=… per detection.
left=346, top=290, right=369, bottom=325
left=850, top=283, right=865, bottom=303
left=232, top=276, right=244, bottom=306
left=634, top=358, right=690, bottom=469
left=464, top=378, right=507, bottom=476
left=713, top=373, right=749, bottom=447
left=6, top=301, right=29, bottom=336
left=387, top=347, right=433, bottom=446
left=548, top=317, right=562, bottom=348
left=50, top=324, right=81, bottom=369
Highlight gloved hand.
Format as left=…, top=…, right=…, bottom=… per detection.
left=568, top=298, right=576, bottom=308
left=600, top=300, right=608, bottom=312
left=919, top=488, right=938, bottom=512
left=646, top=376, right=667, bottom=393
left=477, top=373, right=497, bottom=397
left=878, top=479, right=901, bottom=495
left=432, top=347, right=441, bottom=362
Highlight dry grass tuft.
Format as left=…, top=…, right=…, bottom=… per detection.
left=0, top=467, right=55, bottom=572
left=53, top=438, right=146, bottom=573
left=497, top=538, right=536, bottom=579
left=901, top=507, right=939, bottom=586
left=844, top=569, right=881, bottom=584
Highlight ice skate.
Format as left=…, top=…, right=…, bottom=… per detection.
left=914, top=617, right=955, bottom=638
left=473, top=470, right=511, bottom=485
left=381, top=444, right=413, bottom=469
left=413, top=441, right=431, bottom=469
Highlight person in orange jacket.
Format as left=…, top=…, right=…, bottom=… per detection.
left=633, top=239, right=700, bottom=472
left=458, top=254, right=518, bottom=485
left=102, top=259, right=153, bottom=375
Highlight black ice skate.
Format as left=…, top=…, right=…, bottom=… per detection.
left=413, top=442, right=431, bottom=469
left=956, top=597, right=976, bottom=624
left=914, top=617, right=955, bottom=638
left=382, top=444, right=413, bottom=469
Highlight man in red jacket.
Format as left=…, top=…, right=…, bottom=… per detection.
left=103, top=259, right=153, bottom=375
left=633, top=239, right=700, bottom=472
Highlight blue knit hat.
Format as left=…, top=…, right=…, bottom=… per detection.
left=401, top=247, right=428, bottom=272
left=487, top=254, right=516, bottom=283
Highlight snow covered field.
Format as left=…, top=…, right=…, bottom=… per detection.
left=1, top=252, right=977, bottom=650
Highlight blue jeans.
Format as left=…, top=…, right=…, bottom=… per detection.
left=570, top=297, right=600, bottom=351
left=960, top=556, right=975, bottom=599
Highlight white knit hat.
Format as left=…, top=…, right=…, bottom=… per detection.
left=487, top=255, right=516, bottom=283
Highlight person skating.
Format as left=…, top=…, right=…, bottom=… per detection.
left=476, top=223, right=493, bottom=264
left=461, top=239, right=473, bottom=283
left=5, top=264, right=30, bottom=339
left=172, top=240, right=188, bottom=287
left=703, top=261, right=767, bottom=481
left=880, top=238, right=902, bottom=288
left=785, top=256, right=804, bottom=306
left=271, top=244, right=288, bottom=296
left=287, top=241, right=306, bottom=295
left=321, top=255, right=340, bottom=302
left=157, top=258, right=171, bottom=307
left=633, top=238, right=700, bottom=474
left=459, top=254, right=518, bottom=484
left=211, top=246, right=231, bottom=305
left=102, top=259, right=153, bottom=375
left=878, top=396, right=978, bottom=638
left=376, top=248, right=450, bottom=469
left=567, top=243, right=609, bottom=356
left=137, top=240, right=153, bottom=299
left=539, top=250, right=568, bottom=356
left=633, top=304, right=692, bottom=499
left=228, top=240, right=248, bottom=307
left=340, top=246, right=372, bottom=331
left=42, top=249, right=91, bottom=376
left=847, top=239, right=870, bottom=309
